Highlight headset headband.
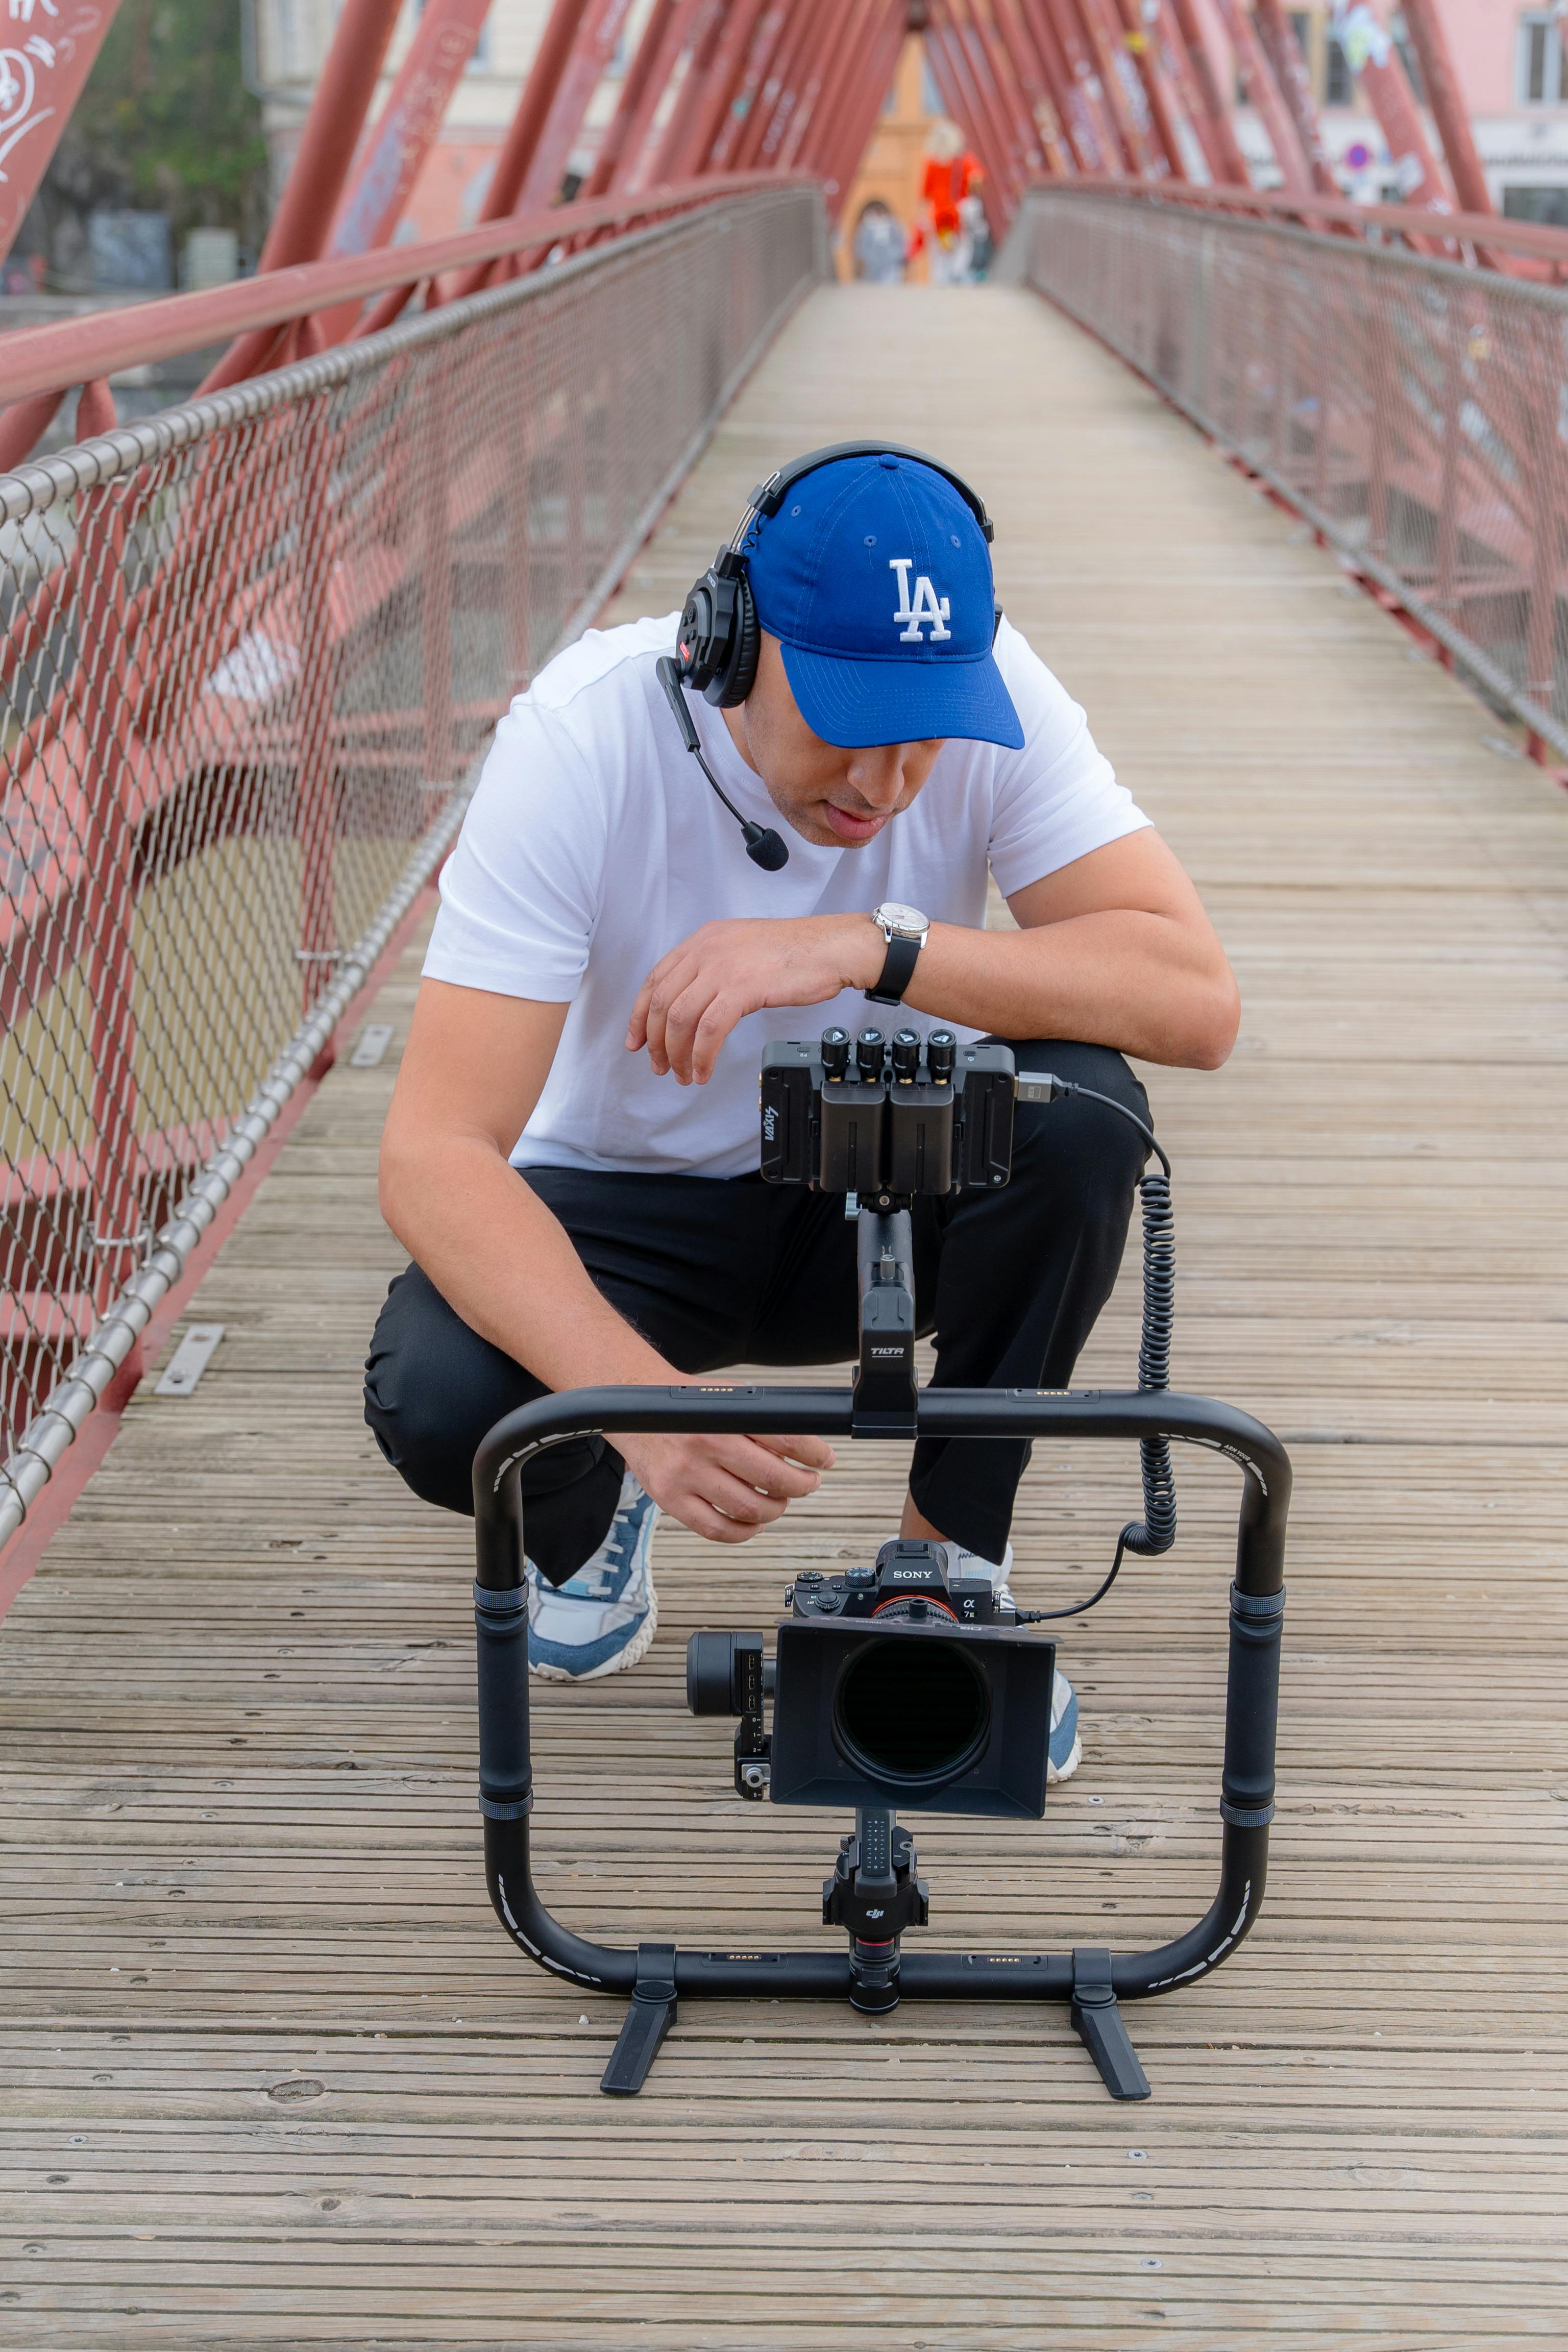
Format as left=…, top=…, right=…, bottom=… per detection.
left=733, top=440, right=995, bottom=549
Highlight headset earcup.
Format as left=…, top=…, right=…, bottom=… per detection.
left=713, top=571, right=760, bottom=707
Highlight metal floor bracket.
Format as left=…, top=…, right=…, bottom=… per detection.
left=600, top=1943, right=678, bottom=2097
left=1070, top=1946, right=1151, bottom=2101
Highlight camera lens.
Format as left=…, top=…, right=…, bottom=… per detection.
left=834, top=1634, right=989, bottom=1790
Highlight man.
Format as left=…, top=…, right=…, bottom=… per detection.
left=365, top=448, right=1238, bottom=1783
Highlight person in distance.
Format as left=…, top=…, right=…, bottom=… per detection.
left=364, top=447, right=1239, bottom=1781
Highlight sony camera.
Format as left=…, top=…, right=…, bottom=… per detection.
left=687, top=1539, right=1058, bottom=1820
left=760, top=1027, right=1016, bottom=1195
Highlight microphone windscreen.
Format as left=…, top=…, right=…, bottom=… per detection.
left=746, top=827, right=790, bottom=871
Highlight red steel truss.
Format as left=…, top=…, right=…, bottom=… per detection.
left=0, top=2, right=1538, bottom=1537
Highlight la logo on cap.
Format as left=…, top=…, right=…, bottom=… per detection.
left=889, top=556, right=951, bottom=644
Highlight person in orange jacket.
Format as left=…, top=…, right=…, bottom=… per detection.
left=921, top=120, right=984, bottom=284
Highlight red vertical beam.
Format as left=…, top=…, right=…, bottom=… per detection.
left=1016, top=0, right=1109, bottom=170
left=1066, top=0, right=1153, bottom=175
left=678, top=0, right=775, bottom=175
left=757, top=0, right=844, bottom=166
left=583, top=0, right=683, bottom=195
left=0, top=1, right=124, bottom=268
left=708, top=2, right=792, bottom=170
left=1108, top=0, right=1188, bottom=177
left=1208, top=0, right=1312, bottom=195
left=471, top=0, right=614, bottom=225
left=1253, top=0, right=1337, bottom=195
left=200, top=0, right=405, bottom=391
left=608, top=0, right=708, bottom=190
left=258, top=0, right=407, bottom=270
left=1397, top=0, right=1493, bottom=216
left=923, top=16, right=1010, bottom=224
left=517, top=0, right=639, bottom=211
left=740, top=0, right=834, bottom=169
left=991, top=0, right=1075, bottom=174
left=327, top=0, right=497, bottom=258
left=821, top=1, right=911, bottom=215
left=771, top=0, right=850, bottom=174
left=647, top=1, right=729, bottom=183
left=970, top=0, right=1050, bottom=183
left=934, top=2, right=1023, bottom=209
left=1033, top=0, right=1129, bottom=170
left=793, top=0, right=886, bottom=180
left=1334, top=0, right=1454, bottom=215
left=1164, top=0, right=1250, bottom=182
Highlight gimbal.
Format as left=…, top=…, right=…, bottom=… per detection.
left=471, top=1031, right=1290, bottom=2101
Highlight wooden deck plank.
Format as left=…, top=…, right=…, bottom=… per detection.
left=2, top=282, right=1565, bottom=2346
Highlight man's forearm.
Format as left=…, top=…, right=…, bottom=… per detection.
left=899, top=910, right=1239, bottom=1068
left=381, top=1137, right=674, bottom=1391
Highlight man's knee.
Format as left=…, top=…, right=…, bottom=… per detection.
left=1005, top=1038, right=1151, bottom=1220
left=364, top=1263, right=535, bottom=1516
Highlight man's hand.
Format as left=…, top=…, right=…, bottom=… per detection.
left=614, top=1426, right=837, bottom=1542
left=627, top=915, right=881, bottom=1084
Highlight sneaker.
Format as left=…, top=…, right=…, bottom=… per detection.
left=951, top=1540, right=1082, bottom=1783
left=527, top=1472, right=660, bottom=1682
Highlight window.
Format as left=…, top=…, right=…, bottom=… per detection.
left=1325, top=31, right=1353, bottom=105
left=1504, top=182, right=1568, bottom=222
left=1517, top=12, right=1564, bottom=103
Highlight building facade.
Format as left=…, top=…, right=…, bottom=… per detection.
left=254, top=1, right=1568, bottom=242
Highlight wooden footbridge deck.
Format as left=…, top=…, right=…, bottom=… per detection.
left=3, top=285, right=1565, bottom=2347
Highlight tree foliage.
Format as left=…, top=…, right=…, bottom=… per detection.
left=29, top=0, right=270, bottom=278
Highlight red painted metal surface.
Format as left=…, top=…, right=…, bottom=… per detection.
left=1165, top=0, right=1250, bottom=184
left=0, top=182, right=823, bottom=1535
left=1331, top=0, right=1454, bottom=224
left=517, top=0, right=639, bottom=213
left=1208, top=0, right=1311, bottom=194
left=1392, top=0, right=1493, bottom=220
left=328, top=0, right=498, bottom=261
left=1023, top=181, right=1568, bottom=769
left=0, top=0, right=123, bottom=268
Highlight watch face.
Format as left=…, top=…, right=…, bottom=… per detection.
left=877, top=902, right=927, bottom=938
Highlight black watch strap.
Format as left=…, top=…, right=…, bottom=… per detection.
left=866, top=932, right=921, bottom=1006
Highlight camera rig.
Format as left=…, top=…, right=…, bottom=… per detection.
left=471, top=1032, right=1291, bottom=2104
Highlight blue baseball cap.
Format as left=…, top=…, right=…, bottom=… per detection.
left=742, top=452, right=1024, bottom=751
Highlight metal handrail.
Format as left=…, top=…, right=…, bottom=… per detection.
left=0, top=172, right=819, bottom=408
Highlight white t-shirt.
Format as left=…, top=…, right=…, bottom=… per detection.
left=423, top=612, right=1148, bottom=1178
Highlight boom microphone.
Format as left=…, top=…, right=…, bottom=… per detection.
left=657, top=656, right=789, bottom=871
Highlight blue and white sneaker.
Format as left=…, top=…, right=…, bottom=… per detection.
left=953, top=1540, right=1081, bottom=1782
left=527, top=1472, right=660, bottom=1682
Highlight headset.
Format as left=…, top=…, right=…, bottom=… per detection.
left=655, top=442, right=998, bottom=872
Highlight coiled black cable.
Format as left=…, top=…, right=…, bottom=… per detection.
left=1012, top=1076, right=1177, bottom=1625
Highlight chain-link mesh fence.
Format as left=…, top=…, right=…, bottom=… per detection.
left=1020, top=188, right=1568, bottom=755
left=0, top=183, right=824, bottom=1531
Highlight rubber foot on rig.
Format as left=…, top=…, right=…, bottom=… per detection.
left=1070, top=1946, right=1151, bottom=2102
left=600, top=1944, right=677, bottom=2097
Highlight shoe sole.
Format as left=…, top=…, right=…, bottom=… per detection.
left=528, top=1583, right=659, bottom=1683
left=1047, top=1728, right=1082, bottom=1785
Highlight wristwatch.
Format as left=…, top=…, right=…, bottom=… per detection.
left=866, top=901, right=930, bottom=1006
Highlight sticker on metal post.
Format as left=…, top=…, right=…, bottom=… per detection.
left=349, top=1023, right=395, bottom=1068
left=155, top=1324, right=226, bottom=1397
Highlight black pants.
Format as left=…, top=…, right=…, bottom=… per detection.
left=364, top=1039, right=1148, bottom=1583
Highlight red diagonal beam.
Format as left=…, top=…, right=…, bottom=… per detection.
left=1400, top=0, right=1493, bottom=219
left=1253, top=0, right=1336, bottom=195
left=516, top=0, right=638, bottom=212
left=0, top=1, right=123, bottom=270
left=707, top=1, right=791, bottom=172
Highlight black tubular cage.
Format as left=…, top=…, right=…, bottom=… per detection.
left=470, top=1382, right=1291, bottom=2011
